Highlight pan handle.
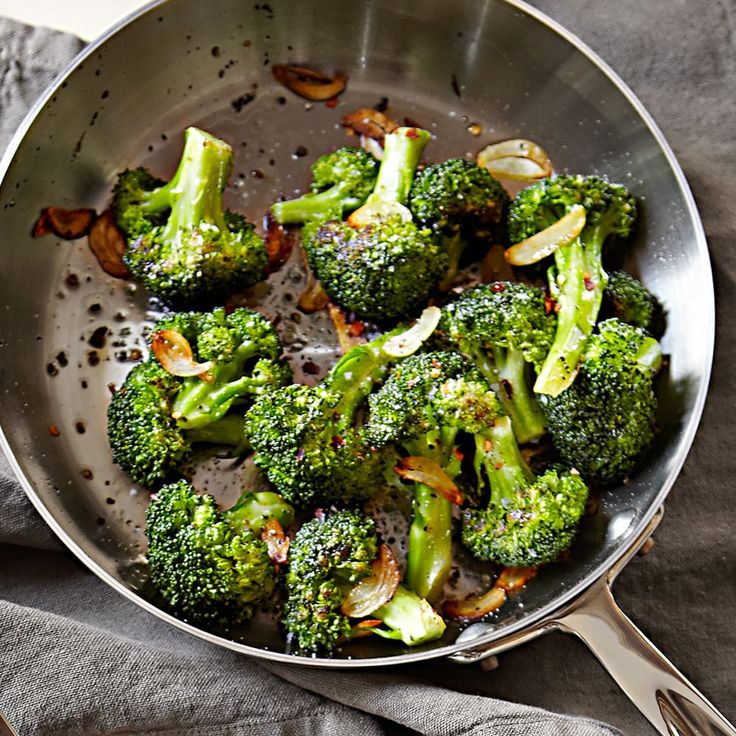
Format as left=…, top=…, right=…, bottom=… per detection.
left=551, top=581, right=736, bottom=736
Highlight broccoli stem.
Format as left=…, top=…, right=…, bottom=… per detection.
left=365, top=127, right=431, bottom=209
left=370, top=584, right=446, bottom=646
left=491, top=347, right=547, bottom=444
left=271, top=187, right=347, bottom=225
left=225, top=491, right=295, bottom=534
left=458, top=340, right=546, bottom=445
left=173, top=343, right=263, bottom=429
left=534, top=226, right=608, bottom=397
left=404, top=427, right=460, bottom=602
left=183, top=414, right=247, bottom=448
left=437, top=231, right=465, bottom=291
left=155, top=127, right=233, bottom=241
left=475, top=416, right=534, bottom=502
left=325, top=323, right=424, bottom=428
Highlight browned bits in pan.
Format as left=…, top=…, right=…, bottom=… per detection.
left=264, top=214, right=296, bottom=274
left=272, top=64, right=347, bottom=101
left=341, top=107, right=399, bottom=142
left=88, top=210, right=130, bottom=278
left=33, top=207, right=96, bottom=239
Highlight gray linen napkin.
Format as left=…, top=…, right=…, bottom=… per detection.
left=1, top=0, right=735, bottom=733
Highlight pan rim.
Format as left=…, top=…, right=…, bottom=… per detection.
left=0, top=0, right=715, bottom=667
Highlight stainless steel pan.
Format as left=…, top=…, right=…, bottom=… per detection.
left=0, top=1, right=729, bottom=734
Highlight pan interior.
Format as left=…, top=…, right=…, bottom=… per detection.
left=0, top=0, right=712, bottom=662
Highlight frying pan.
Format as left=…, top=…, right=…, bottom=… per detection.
left=0, top=0, right=730, bottom=733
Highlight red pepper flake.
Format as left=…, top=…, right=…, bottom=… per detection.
left=583, top=275, right=596, bottom=291
left=491, top=282, right=506, bottom=293
left=405, top=128, right=419, bottom=139
left=483, top=439, right=493, bottom=452
left=348, top=320, right=365, bottom=337
left=331, top=435, right=346, bottom=449
left=494, top=462, right=504, bottom=470
left=325, top=96, right=338, bottom=108
left=453, top=447, right=464, bottom=462
left=48, top=424, right=61, bottom=437
left=544, top=292, right=557, bottom=314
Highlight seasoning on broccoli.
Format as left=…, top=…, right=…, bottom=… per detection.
left=114, top=126, right=267, bottom=308
left=107, top=307, right=290, bottom=487
left=145, top=480, right=293, bottom=626
left=436, top=282, right=555, bottom=443
left=366, top=352, right=500, bottom=600
left=507, top=175, right=637, bottom=396
left=304, top=127, right=447, bottom=321
left=409, top=158, right=508, bottom=288
left=540, top=318, right=663, bottom=485
left=245, top=309, right=440, bottom=508
left=284, top=510, right=445, bottom=653
left=460, top=416, right=589, bottom=567
left=602, top=270, right=664, bottom=337
left=271, top=147, right=379, bottom=224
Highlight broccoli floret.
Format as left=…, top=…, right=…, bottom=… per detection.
left=304, top=127, right=447, bottom=321
left=157, top=308, right=292, bottom=430
left=226, top=491, right=295, bottom=534
left=108, top=361, right=192, bottom=487
left=271, top=147, right=379, bottom=224
left=507, top=175, right=637, bottom=396
left=146, top=480, right=286, bottom=626
left=436, top=282, right=555, bottom=443
left=366, top=352, right=502, bottom=600
left=284, top=510, right=445, bottom=653
left=461, top=459, right=589, bottom=567
left=114, top=127, right=267, bottom=308
left=602, top=271, right=664, bottom=337
left=457, top=400, right=589, bottom=566
left=540, top=318, right=662, bottom=485
left=409, top=158, right=508, bottom=288
left=245, top=315, right=435, bottom=508
left=107, top=307, right=289, bottom=486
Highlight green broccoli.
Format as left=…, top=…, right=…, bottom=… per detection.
left=365, top=352, right=502, bottom=600
left=436, top=282, right=555, bottom=444
left=270, top=147, right=379, bottom=224
left=245, top=311, right=438, bottom=508
left=225, top=490, right=296, bottom=534
left=108, top=307, right=290, bottom=487
left=540, top=318, right=662, bottom=485
left=114, top=126, right=267, bottom=308
left=459, top=408, right=589, bottom=567
left=602, top=271, right=664, bottom=337
left=145, top=480, right=293, bottom=626
left=409, top=158, right=508, bottom=288
left=284, top=510, right=446, bottom=653
left=507, top=175, right=637, bottom=396
left=304, top=127, right=447, bottom=321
